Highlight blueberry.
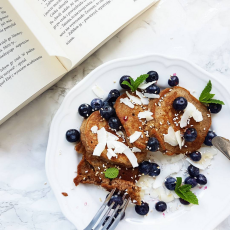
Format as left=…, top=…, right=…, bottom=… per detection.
left=149, top=163, right=160, bottom=176
left=165, top=177, right=177, bottom=191
left=179, top=198, right=190, bottom=205
left=168, top=75, right=179, bottom=87
left=204, top=131, right=217, bottom=146
left=196, top=174, right=207, bottom=185
left=173, top=97, right=188, bottom=111
left=147, top=137, right=159, bottom=152
left=190, top=151, right=202, bottom=162
left=108, top=117, right=121, bottom=130
left=145, top=84, right=160, bottom=94
left=184, top=176, right=197, bottom=188
left=107, top=89, right=120, bottom=103
left=155, top=201, right=167, bottom=212
left=188, top=165, right=200, bottom=177
left=66, top=129, right=80, bottom=143
left=135, top=201, right=149, bottom=215
left=103, top=216, right=114, bottom=230
left=91, top=98, right=103, bottom=111
left=114, top=209, right=125, bottom=220
left=208, top=103, right=222, bottom=114
left=146, top=71, right=159, bottom=82
left=78, top=104, right=92, bottom=118
left=108, top=194, right=123, bottom=209
left=100, top=105, right=115, bottom=120
left=120, top=75, right=131, bottom=89
left=138, top=161, right=151, bottom=175
left=184, top=128, right=197, bottom=142
left=103, top=100, right=113, bottom=107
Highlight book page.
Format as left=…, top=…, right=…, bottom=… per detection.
left=10, top=0, right=158, bottom=69
left=0, top=1, right=66, bottom=124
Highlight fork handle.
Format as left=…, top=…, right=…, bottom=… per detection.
left=212, top=136, right=230, bottom=160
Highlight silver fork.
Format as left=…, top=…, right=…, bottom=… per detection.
left=84, top=189, right=130, bottom=230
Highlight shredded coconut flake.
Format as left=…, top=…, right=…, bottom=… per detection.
left=91, top=126, right=98, bottom=134
left=120, top=98, right=134, bottom=108
left=129, top=131, right=142, bottom=143
left=126, top=91, right=142, bottom=105
left=136, top=91, right=149, bottom=105
left=92, top=84, right=106, bottom=99
left=143, top=93, right=160, bottom=99
left=138, top=81, right=156, bottom=89
left=138, top=111, right=153, bottom=121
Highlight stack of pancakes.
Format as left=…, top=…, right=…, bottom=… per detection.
left=74, top=86, right=211, bottom=203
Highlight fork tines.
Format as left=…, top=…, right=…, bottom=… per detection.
left=84, top=189, right=130, bottom=230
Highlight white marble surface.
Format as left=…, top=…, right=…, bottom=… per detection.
left=1, top=0, right=230, bottom=229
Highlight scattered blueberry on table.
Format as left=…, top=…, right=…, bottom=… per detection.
left=135, top=201, right=149, bottom=215
left=208, top=103, right=222, bottom=114
left=184, top=176, right=197, bottom=188
left=155, top=201, right=167, bottom=212
left=184, top=128, right=197, bottom=142
left=179, top=198, right=190, bottom=205
left=168, top=75, right=179, bottom=87
left=138, top=161, right=151, bottom=175
left=146, top=71, right=159, bottom=82
left=165, top=177, right=177, bottom=191
left=204, top=131, right=217, bottom=146
left=120, top=75, right=131, bottom=89
left=148, top=163, right=161, bottom=176
left=91, top=98, right=103, bottom=111
left=190, top=151, right=202, bottom=162
left=107, top=194, right=123, bottom=209
left=147, top=137, right=159, bottom=152
left=100, top=105, right=115, bottom=120
left=173, top=97, right=188, bottom=111
left=108, top=117, right=122, bottom=130
left=196, top=174, right=207, bottom=185
left=145, top=84, right=160, bottom=94
left=78, top=103, right=93, bottom=118
left=107, top=89, right=120, bottom=103
left=66, top=129, right=80, bottom=143
left=188, top=165, right=200, bottom=177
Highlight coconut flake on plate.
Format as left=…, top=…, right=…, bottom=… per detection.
left=138, top=111, right=153, bottom=121
left=180, top=102, right=203, bottom=128
left=154, top=186, right=175, bottom=203
left=138, top=81, right=156, bottom=89
left=186, top=146, right=218, bottom=170
left=129, top=131, right=142, bottom=143
left=120, top=98, right=134, bottom=108
left=136, top=91, right=149, bottom=105
left=107, top=148, right=117, bottom=159
left=132, top=147, right=141, bottom=152
left=143, top=93, right=160, bottom=99
left=175, top=130, right=184, bottom=149
left=93, top=127, right=107, bottom=156
left=91, top=126, right=98, bottom=134
left=126, top=91, right=142, bottom=105
left=164, top=127, right=178, bottom=146
left=92, top=84, right=106, bottom=99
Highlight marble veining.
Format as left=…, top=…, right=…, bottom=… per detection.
left=0, top=0, right=230, bottom=229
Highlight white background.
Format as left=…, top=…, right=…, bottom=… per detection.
left=0, top=0, right=230, bottom=229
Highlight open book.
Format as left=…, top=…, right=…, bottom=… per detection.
left=0, top=0, right=158, bottom=125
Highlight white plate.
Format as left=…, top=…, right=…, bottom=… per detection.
left=46, top=54, right=230, bottom=230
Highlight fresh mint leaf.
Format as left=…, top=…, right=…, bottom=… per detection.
left=175, top=177, right=182, bottom=190
left=122, top=74, right=149, bottom=92
left=122, top=81, right=134, bottom=91
left=133, top=74, right=149, bottom=91
left=199, top=80, right=225, bottom=106
left=199, top=80, right=212, bottom=101
left=202, top=99, right=225, bottom=105
left=175, top=177, right=199, bottom=205
left=104, top=167, right=119, bottom=179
